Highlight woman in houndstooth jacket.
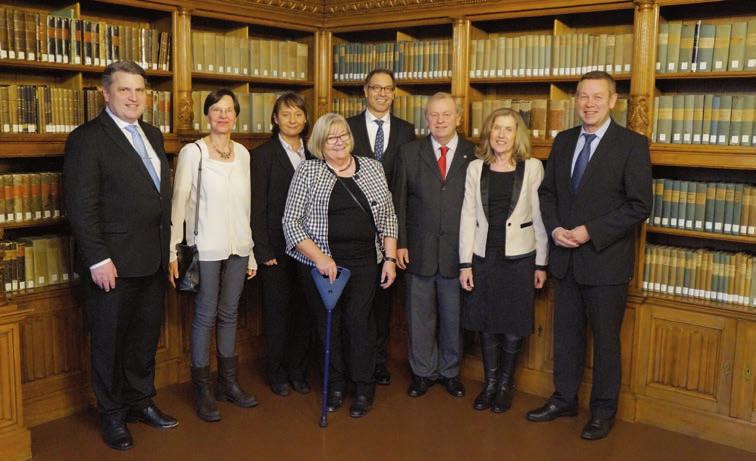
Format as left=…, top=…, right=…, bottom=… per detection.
left=283, top=112, right=398, bottom=419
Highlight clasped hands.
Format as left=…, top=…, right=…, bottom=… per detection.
left=552, top=225, right=590, bottom=248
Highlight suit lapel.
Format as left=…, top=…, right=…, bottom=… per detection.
left=480, top=162, right=490, bottom=222
left=507, top=160, right=525, bottom=219
left=419, top=136, right=442, bottom=181
left=575, top=121, right=618, bottom=194
left=384, top=114, right=401, bottom=155
left=560, top=128, right=580, bottom=194
left=272, top=137, right=296, bottom=176
left=354, top=111, right=373, bottom=158
left=99, top=112, right=159, bottom=194
left=446, top=137, right=471, bottom=181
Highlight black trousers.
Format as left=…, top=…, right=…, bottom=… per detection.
left=84, top=270, right=165, bottom=416
left=259, top=254, right=311, bottom=384
left=298, top=260, right=377, bottom=397
left=373, top=275, right=395, bottom=367
left=552, top=267, right=628, bottom=419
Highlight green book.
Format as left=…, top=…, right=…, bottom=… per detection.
left=712, top=24, right=731, bottom=72
left=497, top=37, right=506, bottom=77
left=696, top=23, right=715, bottom=72
left=671, top=94, right=685, bottom=143
left=657, top=95, right=673, bottom=143
left=702, top=94, right=714, bottom=144
left=746, top=19, right=756, bottom=70
left=723, top=183, right=735, bottom=234
left=682, top=251, right=693, bottom=297
left=708, top=95, right=721, bottom=145
left=729, top=94, right=744, bottom=146
left=704, top=182, right=717, bottom=232
left=678, top=22, right=695, bottom=72
left=669, top=180, right=681, bottom=228
left=740, top=185, right=752, bottom=236
left=685, top=180, right=696, bottom=230
left=666, top=22, right=682, bottom=72
left=714, top=182, right=727, bottom=233
left=694, top=182, right=707, bottom=231
left=682, top=94, right=695, bottom=143
left=728, top=21, right=747, bottom=71
left=657, top=22, right=669, bottom=72
left=677, top=180, right=689, bottom=229
left=716, top=94, right=733, bottom=145
left=742, top=94, right=755, bottom=146
left=652, top=95, right=660, bottom=142
left=652, top=178, right=664, bottom=225
left=662, top=178, right=674, bottom=227
left=732, top=183, right=745, bottom=235
left=692, top=94, right=705, bottom=144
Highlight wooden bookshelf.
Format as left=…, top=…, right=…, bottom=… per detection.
left=645, top=225, right=756, bottom=244
left=650, top=144, right=756, bottom=169
left=655, top=71, right=756, bottom=80
left=191, top=72, right=314, bottom=86
left=470, top=73, right=632, bottom=84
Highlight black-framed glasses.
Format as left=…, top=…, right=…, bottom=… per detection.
left=367, top=85, right=395, bottom=94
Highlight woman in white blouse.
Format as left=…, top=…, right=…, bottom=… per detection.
left=168, top=89, right=257, bottom=423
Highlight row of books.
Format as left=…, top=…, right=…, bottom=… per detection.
left=652, top=94, right=755, bottom=146
left=643, top=244, right=755, bottom=308
left=0, top=85, right=171, bottom=134
left=0, top=235, right=76, bottom=296
left=656, top=19, right=756, bottom=73
left=650, top=179, right=756, bottom=236
left=191, top=32, right=309, bottom=80
left=0, top=6, right=170, bottom=70
left=470, top=97, right=628, bottom=139
left=470, top=33, right=633, bottom=79
left=193, top=90, right=279, bottom=134
left=332, top=39, right=452, bottom=82
left=331, top=95, right=432, bottom=136
left=0, top=172, right=62, bottom=224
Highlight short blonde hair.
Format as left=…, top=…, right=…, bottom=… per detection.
left=476, top=108, right=531, bottom=164
left=425, top=92, right=463, bottom=115
left=307, top=112, right=353, bottom=159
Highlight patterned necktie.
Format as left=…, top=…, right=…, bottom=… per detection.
left=571, top=133, right=596, bottom=192
left=438, top=145, right=449, bottom=181
left=126, top=124, right=160, bottom=190
left=374, top=119, right=385, bottom=162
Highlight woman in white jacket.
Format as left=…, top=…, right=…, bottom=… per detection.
left=459, top=108, right=548, bottom=413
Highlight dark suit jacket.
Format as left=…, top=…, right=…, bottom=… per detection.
left=538, top=120, right=653, bottom=286
left=64, top=110, right=172, bottom=277
left=394, top=135, right=474, bottom=278
left=347, top=111, right=415, bottom=188
left=250, top=137, right=311, bottom=264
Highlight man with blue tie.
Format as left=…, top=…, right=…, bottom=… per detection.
left=64, top=61, right=176, bottom=451
left=347, top=69, right=415, bottom=385
left=529, top=71, right=652, bottom=440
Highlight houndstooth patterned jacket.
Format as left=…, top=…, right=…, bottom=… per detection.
left=282, top=156, right=398, bottom=265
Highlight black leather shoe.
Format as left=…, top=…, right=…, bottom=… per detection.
left=408, top=376, right=435, bottom=397
left=291, top=380, right=311, bottom=394
left=326, top=390, right=344, bottom=412
left=439, top=376, right=466, bottom=397
left=270, top=383, right=291, bottom=396
left=526, top=402, right=578, bottom=422
left=581, top=417, right=615, bottom=440
left=349, top=395, right=373, bottom=418
left=126, top=404, right=179, bottom=429
left=374, top=365, right=391, bottom=385
left=100, top=415, right=133, bottom=451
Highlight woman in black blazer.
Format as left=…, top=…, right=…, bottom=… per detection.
left=458, top=108, right=549, bottom=413
left=251, top=92, right=312, bottom=397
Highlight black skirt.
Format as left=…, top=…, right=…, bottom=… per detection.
left=462, top=248, right=535, bottom=336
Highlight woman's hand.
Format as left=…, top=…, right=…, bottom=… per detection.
left=247, top=268, right=257, bottom=279
left=315, top=254, right=338, bottom=282
left=534, top=270, right=547, bottom=289
left=459, top=268, right=474, bottom=291
left=168, top=260, right=179, bottom=288
left=263, top=258, right=278, bottom=266
left=380, top=261, right=396, bottom=289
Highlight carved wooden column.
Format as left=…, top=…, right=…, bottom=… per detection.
left=174, top=8, right=194, bottom=133
left=452, top=18, right=470, bottom=136
left=0, top=304, right=32, bottom=461
left=628, top=0, right=658, bottom=138
left=315, top=29, right=332, bottom=118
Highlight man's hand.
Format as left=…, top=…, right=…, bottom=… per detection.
left=552, top=227, right=580, bottom=248
left=262, top=258, right=278, bottom=266
left=569, top=225, right=591, bottom=244
left=168, top=260, right=178, bottom=288
left=397, top=248, right=410, bottom=270
left=534, top=270, right=547, bottom=289
left=247, top=269, right=257, bottom=279
left=459, top=268, right=474, bottom=291
left=91, top=261, right=118, bottom=292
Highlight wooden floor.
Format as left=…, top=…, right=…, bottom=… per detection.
left=30, top=362, right=753, bottom=461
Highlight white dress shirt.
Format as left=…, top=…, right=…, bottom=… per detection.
left=570, top=117, right=612, bottom=176
left=365, top=110, right=391, bottom=153
left=430, top=133, right=460, bottom=177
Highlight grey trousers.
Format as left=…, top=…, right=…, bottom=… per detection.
left=405, top=272, right=462, bottom=379
left=191, top=255, right=249, bottom=368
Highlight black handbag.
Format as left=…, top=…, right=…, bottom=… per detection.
left=176, top=143, right=203, bottom=292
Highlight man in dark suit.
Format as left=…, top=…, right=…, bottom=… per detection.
left=394, top=92, right=473, bottom=398
left=529, top=71, right=652, bottom=440
left=347, top=68, right=415, bottom=385
left=64, top=61, right=176, bottom=451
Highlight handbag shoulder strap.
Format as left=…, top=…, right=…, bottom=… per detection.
left=193, top=141, right=203, bottom=237
left=336, top=177, right=379, bottom=235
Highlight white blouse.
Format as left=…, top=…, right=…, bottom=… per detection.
left=169, top=139, right=257, bottom=270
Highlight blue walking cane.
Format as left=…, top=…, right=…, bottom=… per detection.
left=310, top=266, right=351, bottom=428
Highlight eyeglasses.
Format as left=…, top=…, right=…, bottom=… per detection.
left=209, top=107, right=236, bottom=116
left=325, top=133, right=350, bottom=145
left=367, top=85, right=395, bottom=94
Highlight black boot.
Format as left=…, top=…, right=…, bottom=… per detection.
left=473, top=333, right=500, bottom=411
left=191, top=366, right=221, bottom=422
left=491, top=335, right=523, bottom=413
left=215, top=356, right=258, bottom=408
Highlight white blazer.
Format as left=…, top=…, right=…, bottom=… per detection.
left=459, top=157, right=548, bottom=268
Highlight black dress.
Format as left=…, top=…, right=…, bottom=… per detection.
left=462, top=170, right=536, bottom=336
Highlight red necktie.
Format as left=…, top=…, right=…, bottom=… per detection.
left=438, top=146, right=448, bottom=181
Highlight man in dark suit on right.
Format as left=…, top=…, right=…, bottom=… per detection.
left=528, top=71, right=652, bottom=440
left=347, top=68, right=415, bottom=385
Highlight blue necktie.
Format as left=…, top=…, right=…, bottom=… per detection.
left=126, top=124, right=160, bottom=190
left=374, top=119, right=385, bottom=162
left=571, top=133, right=596, bottom=192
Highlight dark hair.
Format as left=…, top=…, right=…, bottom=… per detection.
left=102, top=61, right=146, bottom=89
left=578, top=70, right=617, bottom=94
left=364, top=68, right=396, bottom=87
left=203, top=89, right=240, bottom=116
left=271, top=91, right=309, bottom=137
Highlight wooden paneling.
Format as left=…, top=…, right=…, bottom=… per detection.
left=0, top=306, right=32, bottom=461
left=731, top=321, right=756, bottom=423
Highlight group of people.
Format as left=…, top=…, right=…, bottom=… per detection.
left=63, top=61, right=652, bottom=451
